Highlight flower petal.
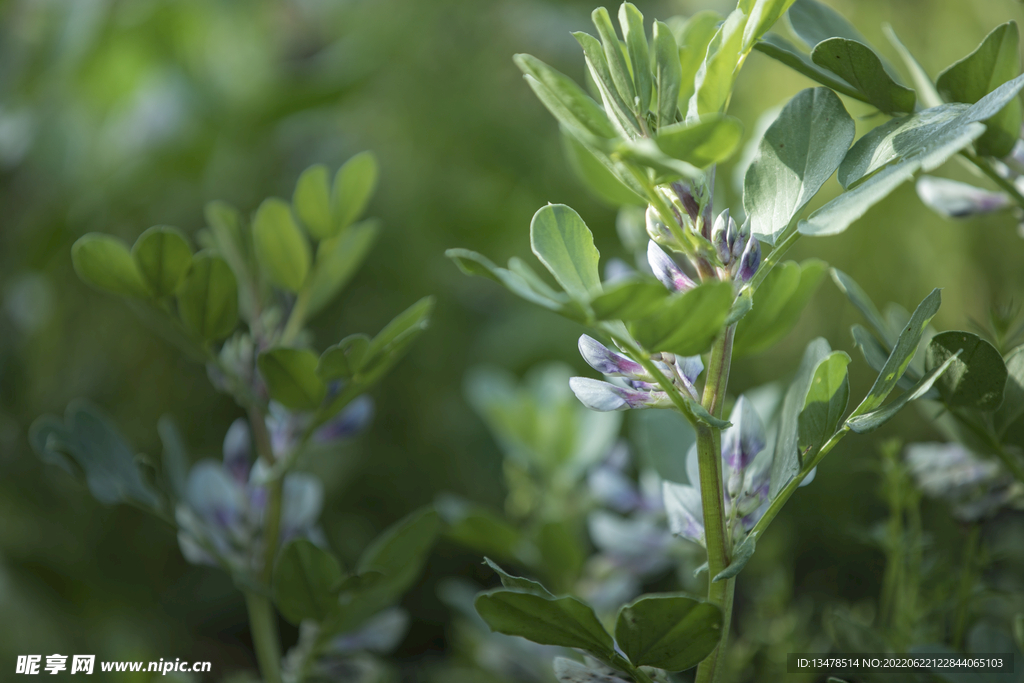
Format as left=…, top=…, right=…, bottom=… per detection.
left=222, top=418, right=252, bottom=484
left=570, top=377, right=668, bottom=411
left=663, top=481, right=705, bottom=545
left=916, top=176, right=1010, bottom=218
left=578, top=335, right=646, bottom=378
left=722, top=396, right=766, bottom=472
left=314, top=395, right=374, bottom=443
left=647, top=241, right=695, bottom=293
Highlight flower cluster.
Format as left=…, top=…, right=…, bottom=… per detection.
left=662, top=397, right=772, bottom=548
left=570, top=335, right=703, bottom=412
left=176, top=399, right=372, bottom=573
left=905, top=442, right=1024, bottom=522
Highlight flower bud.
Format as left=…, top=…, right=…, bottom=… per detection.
left=569, top=377, right=671, bottom=411
left=672, top=182, right=701, bottom=222
left=737, top=235, right=761, bottom=282
left=711, top=209, right=731, bottom=264
left=578, top=335, right=648, bottom=379
left=731, top=217, right=749, bottom=263
left=647, top=241, right=695, bottom=292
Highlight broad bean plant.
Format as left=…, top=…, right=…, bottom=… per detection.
left=449, top=1, right=1024, bottom=682
left=30, top=155, right=439, bottom=683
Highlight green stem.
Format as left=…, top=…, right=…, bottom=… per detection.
left=952, top=524, right=981, bottom=650
left=963, top=151, right=1024, bottom=210
left=281, top=287, right=311, bottom=346
left=695, top=326, right=735, bottom=683
left=747, top=226, right=800, bottom=292
left=749, top=426, right=851, bottom=540
left=244, top=591, right=283, bottom=683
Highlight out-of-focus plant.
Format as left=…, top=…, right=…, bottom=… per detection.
left=29, top=155, right=439, bottom=683
left=446, top=1, right=1024, bottom=681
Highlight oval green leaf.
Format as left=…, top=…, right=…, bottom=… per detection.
left=615, top=593, right=723, bottom=671
left=257, top=347, right=326, bottom=412
left=925, top=331, right=1008, bottom=411
left=272, top=539, right=344, bottom=625
left=530, top=204, right=602, bottom=304
left=131, top=226, right=193, bottom=297
left=253, top=198, right=310, bottom=293
left=176, top=252, right=239, bottom=341
left=72, top=234, right=151, bottom=298
left=293, top=164, right=334, bottom=240
left=332, top=152, right=378, bottom=234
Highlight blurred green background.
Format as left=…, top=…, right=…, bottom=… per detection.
left=2, top=0, right=1024, bottom=679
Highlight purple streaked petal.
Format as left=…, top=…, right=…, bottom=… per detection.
left=672, top=182, right=700, bottom=221
left=314, top=395, right=374, bottom=443
left=662, top=481, right=705, bottom=545
left=569, top=377, right=669, bottom=411
left=737, top=236, right=760, bottom=282
left=578, top=334, right=646, bottom=378
left=647, top=241, right=695, bottom=293
left=675, top=355, right=704, bottom=385
left=721, top=396, right=766, bottom=472
left=916, top=176, right=1011, bottom=218
left=222, top=418, right=252, bottom=484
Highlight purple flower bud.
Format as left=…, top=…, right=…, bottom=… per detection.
left=578, top=335, right=647, bottom=378
left=672, top=182, right=701, bottom=222
left=569, top=377, right=670, bottom=411
left=222, top=418, right=252, bottom=484
left=711, top=209, right=731, bottom=264
left=647, top=241, right=695, bottom=292
left=313, top=395, right=374, bottom=444
left=731, top=217, right=749, bottom=263
left=737, top=236, right=761, bottom=282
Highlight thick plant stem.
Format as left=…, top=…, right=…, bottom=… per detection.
left=245, top=591, right=283, bottom=683
left=695, top=326, right=736, bottom=683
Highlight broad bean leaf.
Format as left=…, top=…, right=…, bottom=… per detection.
left=475, top=590, right=615, bottom=660
left=72, top=234, right=151, bottom=299
left=741, top=0, right=797, bottom=52
left=176, top=252, right=239, bottom=341
left=29, top=400, right=160, bottom=508
left=628, top=281, right=734, bottom=357
left=838, top=74, right=1024, bottom=188
left=851, top=324, right=915, bottom=390
left=590, top=279, right=669, bottom=321
left=656, top=115, right=744, bottom=168
left=770, top=337, right=831, bottom=498
left=620, top=3, right=652, bottom=116
left=676, top=11, right=722, bottom=113
left=131, top=226, right=193, bottom=297
left=615, top=593, right=723, bottom=671
left=357, top=296, right=435, bottom=384
left=480, top=558, right=554, bottom=598
left=273, top=539, right=344, bottom=624
left=714, top=532, right=757, bottom=581
left=252, top=197, right=310, bottom=293
left=317, top=334, right=371, bottom=381
left=561, top=132, right=646, bottom=206
left=575, top=30, right=640, bottom=138
left=653, top=20, right=682, bottom=127
left=830, top=268, right=894, bottom=345
left=514, top=54, right=617, bottom=140
left=925, top=331, right=1007, bottom=411
left=591, top=7, right=636, bottom=113
left=734, top=259, right=827, bottom=356
left=796, top=74, right=1024, bottom=237
left=847, top=353, right=959, bottom=433
left=258, top=348, right=326, bottom=412
left=752, top=35, right=863, bottom=103
left=688, top=8, right=748, bottom=118
left=849, top=289, right=941, bottom=419
left=332, top=152, right=378, bottom=235
left=786, top=0, right=864, bottom=48
left=810, top=38, right=915, bottom=114
left=744, top=88, right=854, bottom=244
left=798, top=351, right=851, bottom=456
left=530, top=204, right=603, bottom=304
left=306, top=220, right=380, bottom=315
left=293, top=164, right=334, bottom=240
left=995, top=346, right=1024, bottom=435
left=936, top=21, right=1022, bottom=157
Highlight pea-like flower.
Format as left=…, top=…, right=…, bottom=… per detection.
left=905, top=442, right=1024, bottom=522
left=176, top=418, right=325, bottom=572
left=647, top=240, right=695, bottom=292
left=570, top=335, right=703, bottom=412
left=710, top=209, right=760, bottom=282
left=915, top=176, right=1013, bottom=219
left=662, top=396, right=772, bottom=548
left=266, top=394, right=374, bottom=459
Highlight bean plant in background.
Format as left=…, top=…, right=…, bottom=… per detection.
left=449, top=1, right=1024, bottom=681
left=30, top=154, right=439, bottom=683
